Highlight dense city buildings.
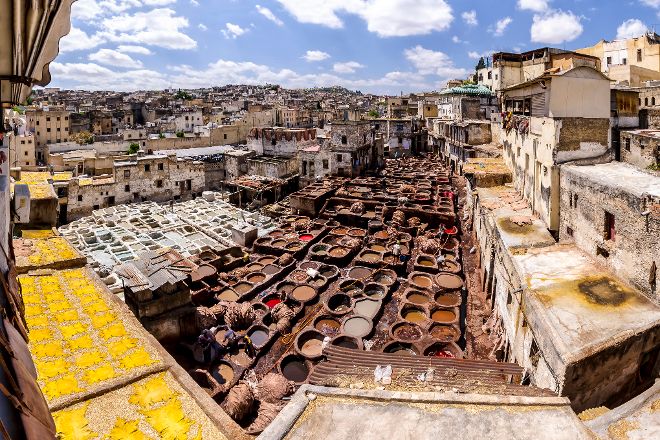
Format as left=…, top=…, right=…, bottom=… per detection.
left=0, top=3, right=659, bottom=439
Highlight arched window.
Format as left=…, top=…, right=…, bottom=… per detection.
left=341, top=135, right=347, bottom=145
left=645, top=97, right=649, bottom=106
left=653, top=97, right=656, bottom=106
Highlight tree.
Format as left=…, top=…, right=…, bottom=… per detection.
left=476, top=57, right=486, bottom=71
left=368, top=109, right=379, bottom=118
left=176, top=131, right=184, bottom=138
left=127, top=143, right=140, bottom=154
left=158, top=133, right=165, bottom=139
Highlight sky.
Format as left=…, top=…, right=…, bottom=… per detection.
left=50, top=0, right=660, bottom=94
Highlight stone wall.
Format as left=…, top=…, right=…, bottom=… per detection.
left=620, top=131, right=660, bottom=170
left=559, top=166, right=660, bottom=302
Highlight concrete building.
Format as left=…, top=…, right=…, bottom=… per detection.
left=373, top=118, right=424, bottom=158
left=8, top=133, right=36, bottom=167
left=25, top=107, right=71, bottom=163
left=499, top=66, right=611, bottom=232
left=619, top=129, right=660, bottom=169
left=246, top=127, right=318, bottom=157
left=577, top=32, right=660, bottom=86
left=559, top=162, right=660, bottom=302
left=437, top=84, right=497, bottom=120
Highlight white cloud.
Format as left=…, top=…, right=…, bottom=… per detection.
left=275, top=0, right=453, bottom=37
left=190, top=0, right=200, bottom=5
left=462, top=10, right=478, bottom=26
left=517, top=0, right=550, bottom=12
left=468, top=50, right=495, bottom=61
left=531, top=10, right=583, bottom=44
left=89, top=48, right=144, bottom=68
left=492, top=17, right=513, bottom=36
left=71, top=0, right=177, bottom=20
left=333, top=61, right=365, bottom=74
left=222, top=22, right=249, bottom=39
left=404, top=45, right=470, bottom=79
left=51, top=62, right=169, bottom=90
left=198, top=23, right=208, bottom=31
left=100, top=8, right=197, bottom=49
left=256, top=5, right=284, bottom=26
left=452, top=36, right=461, bottom=43
left=616, top=19, right=648, bottom=39
left=641, top=0, right=660, bottom=8
left=303, top=50, right=331, bottom=62
left=59, top=27, right=104, bottom=52
left=116, top=45, right=153, bottom=55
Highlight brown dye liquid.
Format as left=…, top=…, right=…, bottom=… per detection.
left=247, top=273, right=266, bottom=283
left=259, top=256, right=277, bottom=265
left=263, top=265, right=279, bottom=275
left=247, top=263, right=264, bottom=271
left=407, top=293, right=429, bottom=305
left=362, top=252, right=380, bottom=262
left=217, top=289, right=239, bottom=302
left=230, top=351, right=252, bottom=367
left=418, top=259, right=435, bottom=267
left=212, top=363, right=234, bottom=385
left=278, top=284, right=295, bottom=295
left=404, top=310, right=427, bottom=323
left=301, top=339, right=323, bottom=357
left=412, top=275, right=432, bottom=288
left=370, top=244, right=387, bottom=252
left=394, top=324, right=422, bottom=340
left=349, top=267, right=372, bottom=279
left=431, top=310, right=456, bottom=323
left=292, top=285, right=316, bottom=302
left=430, top=325, right=458, bottom=342
left=436, top=294, right=460, bottom=307
left=234, top=283, right=252, bottom=294
left=435, top=273, right=463, bottom=289
left=282, top=359, right=309, bottom=382
left=330, top=247, right=348, bottom=257
left=316, top=319, right=340, bottom=335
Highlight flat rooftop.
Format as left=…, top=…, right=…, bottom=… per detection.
left=261, top=385, right=594, bottom=440
left=562, top=162, right=660, bottom=199
left=512, top=244, right=660, bottom=364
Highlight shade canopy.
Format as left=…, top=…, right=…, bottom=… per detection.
left=0, top=0, right=76, bottom=108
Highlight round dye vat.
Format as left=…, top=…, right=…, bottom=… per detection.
left=269, top=231, right=284, bottom=238
left=233, top=282, right=253, bottom=294
left=431, top=309, right=456, bottom=323
left=354, top=298, right=381, bottom=319
left=247, top=263, right=264, bottom=272
left=259, top=256, right=277, bottom=265
left=342, top=316, right=372, bottom=338
left=349, top=266, right=373, bottom=280
left=406, top=291, right=430, bottom=305
left=374, top=230, right=389, bottom=240
left=326, top=294, right=353, bottom=315
left=263, top=294, right=283, bottom=309
left=246, top=273, right=266, bottom=284
left=329, top=246, right=349, bottom=258
left=435, top=292, right=461, bottom=307
left=439, top=260, right=461, bottom=274
left=403, top=309, right=427, bottom=324
left=424, top=342, right=461, bottom=358
left=271, top=239, right=287, bottom=247
left=348, top=229, right=366, bottom=238
left=289, top=270, right=309, bottom=283
left=248, top=326, right=269, bottom=347
left=339, top=280, right=364, bottom=296
left=392, top=322, right=423, bottom=341
left=319, top=265, right=339, bottom=279
left=369, top=244, right=387, bottom=252
left=299, top=234, right=314, bottom=242
left=311, top=277, right=326, bottom=288
left=332, top=227, right=349, bottom=235
left=331, top=335, right=361, bottom=349
left=417, top=257, right=435, bottom=267
left=280, top=355, right=309, bottom=383
left=430, top=324, right=459, bottom=342
left=410, top=274, right=433, bottom=289
left=217, top=289, right=239, bottom=302
left=383, top=342, right=418, bottom=356
left=291, top=285, right=317, bottom=303
left=315, top=316, right=341, bottom=336
left=263, top=264, right=280, bottom=275
left=229, top=351, right=252, bottom=367
left=301, top=339, right=323, bottom=358
left=285, top=242, right=303, bottom=251
left=435, top=273, right=464, bottom=290
left=364, top=283, right=386, bottom=300
left=300, top=261, right=319, bottom=271
left=361, top=252, right=381, bottom=263
left=211, top=362, right=234, bottom=385
left=372, top=272, right=396, bottom=287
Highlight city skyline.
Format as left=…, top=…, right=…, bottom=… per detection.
left=51, top=0, right=659, bottom=93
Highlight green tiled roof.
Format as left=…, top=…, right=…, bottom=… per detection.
left=440, top=84, right=494, bottom=96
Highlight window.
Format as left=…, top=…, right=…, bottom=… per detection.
left=495, top=74, right=498, bottom=80
left=567, top=226, right=574, bottom=237
left=606, top=56, right=612, bottom=65
left=224, top=133, right=227, bottom=140
left=323, top=159, right=328, bottom=169
left=24, top=151, right=28, bottom=156
left=46, top=117, right=51, bottom=122
left=625, top=138, right=631, bottom=151
left=57, top=117, right=60, bottom=121
left=398, top=136, right=403, bottom=144
left=638, top=49, right=643, bottom=62
left=157, top=163, right=164, bottom=171
left=487, top=71, right=492, bottom=79
left=156, top=180, right=163, bottom=188
left=124, top=170, right=130, bottom=178
left=653, top=98, right=657, bottom=106
left=341, top=135, right=347, bottom=145
left=573, top=193, right=578, bottom=208
left=645, top=97, right=649, bottom=106
left=186, top=179, right=192, bottom=190
left=46, top=128, right=51, bottom=132
left=93, top=205, right=100, bottom=210
left=604, top=211, right=616, bottom=241
left=77, top=195, right=83, bottom=202
left=125, top=185, right=130, bottom=192
left=336, top=154, right=342, bottom=162
left=623, top=58, right=627, bottom=65
left=302, top=161, right=307, bottom=176
left=144, top=164, right=150, bottom=172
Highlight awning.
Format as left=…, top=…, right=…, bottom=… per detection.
left=0, top=0, right=76, bottom=108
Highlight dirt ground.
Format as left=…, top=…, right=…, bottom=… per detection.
left=454, top=175, right=495, bottom=361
